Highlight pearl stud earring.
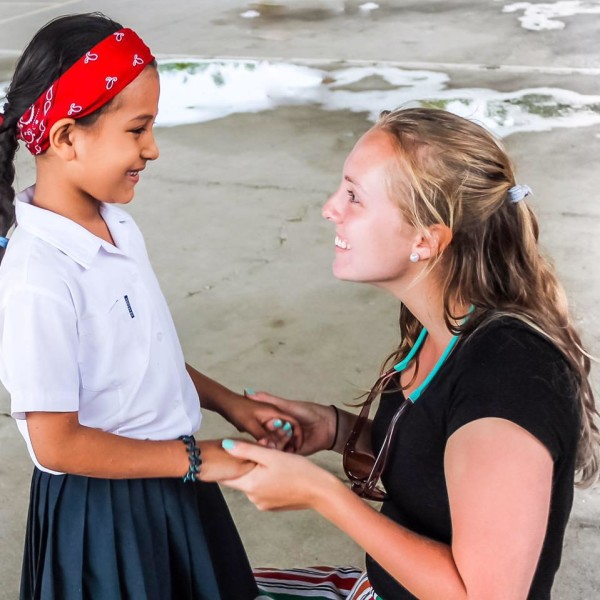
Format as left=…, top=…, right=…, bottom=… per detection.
left=409, top=252, right=420, bottom=263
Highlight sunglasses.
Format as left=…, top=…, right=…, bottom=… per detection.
left=342, top=326, right=461, bottom=501
left=342, top=366, right=412, bottom=501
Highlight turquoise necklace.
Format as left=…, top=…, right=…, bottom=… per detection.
left=393, top=327, right=460, bottom=402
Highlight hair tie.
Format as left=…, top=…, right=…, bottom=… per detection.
left=0, top=236, right=9, bottom=249
left=508, top=184, right=532, bottom=204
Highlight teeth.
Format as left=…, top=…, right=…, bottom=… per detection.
left=335, top=235, right=351, bottom=250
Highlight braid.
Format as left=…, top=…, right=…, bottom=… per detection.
left=0, top=107, right=19, bottom=261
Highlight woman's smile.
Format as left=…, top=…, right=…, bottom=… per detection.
left=335, top=234, right=352, bottom=250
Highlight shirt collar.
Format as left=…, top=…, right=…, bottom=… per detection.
left=15, top=185, right=133, bottom=270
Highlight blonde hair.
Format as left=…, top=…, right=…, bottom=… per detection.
left=375, top=107, right=599, bottom=487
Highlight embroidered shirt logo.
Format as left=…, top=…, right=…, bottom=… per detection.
left=124, top=295, right=135, bottom=318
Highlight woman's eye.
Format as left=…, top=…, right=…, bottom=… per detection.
left=130, top=128, right=146, bottom=135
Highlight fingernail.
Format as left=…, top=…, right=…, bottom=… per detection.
left=273, top=419, right=283, bottom=428
left=244, top=388, right=255, bottom=396
left=222, top=439, right=236, bottom=450
left=283, top=422, right=292, bottom=432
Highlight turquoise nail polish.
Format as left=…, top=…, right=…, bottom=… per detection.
left=283, top=421, right=293, bottom=432
left=244, top=388, right=255, bottom=396
left=221, top=439, right=236, bottom=450
left=273, top=419, right=283, bottom=428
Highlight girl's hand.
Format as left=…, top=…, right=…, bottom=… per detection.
left=224, top=392, right=303, bottom=452
left=219, top=439, right=340, bottom=511
left=184, top=365, right=301, bottom=450
left=244, top=391, right=336, bottom=455
left=197, top=439, right=256, bottom=482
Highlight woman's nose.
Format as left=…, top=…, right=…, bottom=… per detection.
left=322, top=192, right=342, bottom=222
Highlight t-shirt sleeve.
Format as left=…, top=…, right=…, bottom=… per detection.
left=446, top=323, right=578, bottom=462
left=1, top=286, right=80, bottom=419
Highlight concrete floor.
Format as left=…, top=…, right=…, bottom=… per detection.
left=1, top=1, right=599, bottom=598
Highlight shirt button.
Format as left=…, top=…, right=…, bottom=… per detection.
left=157, top=332, right=164, bottom=342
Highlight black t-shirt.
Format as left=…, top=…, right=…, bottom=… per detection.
left=366, top=318, right=580, bottom=599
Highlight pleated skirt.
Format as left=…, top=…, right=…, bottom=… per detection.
left=254, top=567, right=381, bottom=600
left=20, top=468, right=259, bottom=600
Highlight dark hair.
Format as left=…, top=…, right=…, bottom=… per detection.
left=0, top=12, right=123, bottom=260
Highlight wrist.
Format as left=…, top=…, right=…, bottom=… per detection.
left=327, top=405, right=339, bottom=451
left=310, top=470, right=347, bottom=513
left=179, top=434, right=202, bottom=482
left=330, top=408, right=355, bottom=454
left=209, top=389, right=241, bottom=420
left=221, top=392, right=249, bottom=430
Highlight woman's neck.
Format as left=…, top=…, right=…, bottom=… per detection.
left=392, top=277, right=466, bottom=354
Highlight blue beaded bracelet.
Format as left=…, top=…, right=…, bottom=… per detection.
left=179, top=434, right=202, bottom=482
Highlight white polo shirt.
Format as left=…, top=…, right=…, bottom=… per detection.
left=0, top=186, right=201, bottom=473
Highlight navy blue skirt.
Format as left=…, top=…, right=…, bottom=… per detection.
left=20, top=468, right=258, bottom=600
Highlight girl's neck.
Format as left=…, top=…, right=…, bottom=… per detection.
left=33, top=173, right=115, bottom=245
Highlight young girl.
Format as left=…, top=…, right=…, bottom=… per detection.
left=0, top=12, right=297, bottom=599
left=221, top=108, right=600, bottom=599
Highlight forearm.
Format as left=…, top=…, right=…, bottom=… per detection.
left=313, top=477, right=467, bottom=600
left=186, top=363, right=238, bottom=416
left=27, top=412, right=188, bottom=478
left=26, top=412, right=248, bottom=481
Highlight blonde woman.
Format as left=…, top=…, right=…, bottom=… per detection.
left=221, top=108, right=599, bottom=599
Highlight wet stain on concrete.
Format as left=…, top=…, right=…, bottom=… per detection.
left=240, top=1, right=476, bottom=23
left=247, top=2, right=344, bottom=22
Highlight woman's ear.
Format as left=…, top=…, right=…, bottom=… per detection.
left=413, top=224, right=453, bottom=260
left=48, top=118, right=77, bottom=160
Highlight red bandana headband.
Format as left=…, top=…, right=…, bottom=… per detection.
left=15, top=28, right=154, bottom=156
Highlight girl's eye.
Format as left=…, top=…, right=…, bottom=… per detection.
left=347, top=190, right=359, bottom=203
left=130, top=128, right=146, bottom=135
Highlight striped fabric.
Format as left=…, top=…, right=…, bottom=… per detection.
left=254, top=566, right=382, bottom=600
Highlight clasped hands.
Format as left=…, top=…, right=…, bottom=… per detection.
left=212, top=391, right=341, bottom=511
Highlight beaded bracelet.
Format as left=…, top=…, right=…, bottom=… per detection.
left=179, top=434, right=202, bottom=482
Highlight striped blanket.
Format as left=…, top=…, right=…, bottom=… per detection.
left=254, top=566, right=382, bottom=600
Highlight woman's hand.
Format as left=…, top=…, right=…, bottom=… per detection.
left=219, top=439, right=341, bottom=511
left=244, top=391, right=337, bottom=455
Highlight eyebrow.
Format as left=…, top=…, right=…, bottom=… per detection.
left=128, top=114, right=155, bottom=123
left=344, top=175, right=364, bottom=190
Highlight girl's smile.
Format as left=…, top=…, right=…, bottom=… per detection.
left=69, top=66, right=160, bottom=206
left=126, top=168, right=145, bottom=184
